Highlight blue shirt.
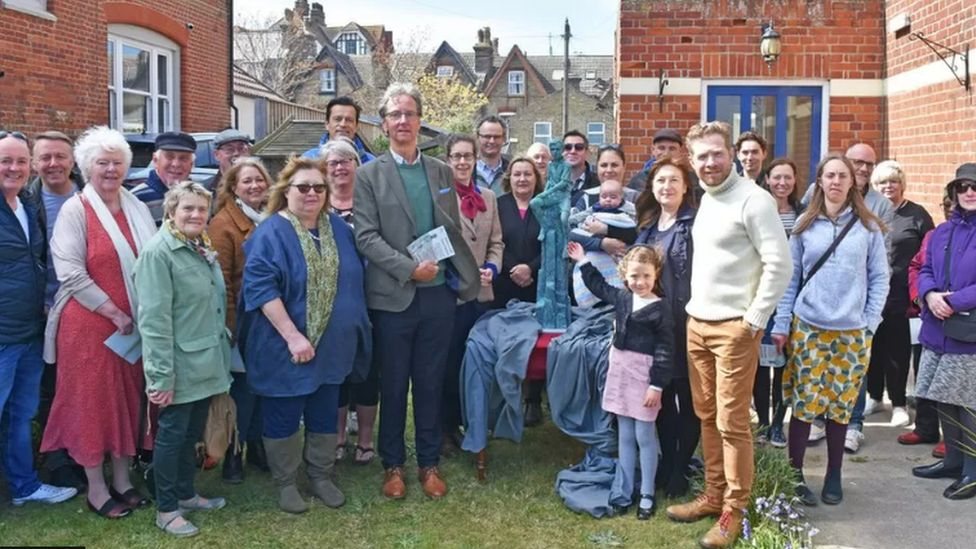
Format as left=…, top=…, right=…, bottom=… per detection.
left=300, top=132, right=376, bottom=165
left=40, top=185, right=76, bottom=308
left=239, top=213, right=371, bottom=397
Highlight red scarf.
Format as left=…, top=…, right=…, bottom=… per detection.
left=455, top=180, right=486, bottom=220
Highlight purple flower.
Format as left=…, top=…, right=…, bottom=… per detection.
left=741, top=517, right=752, bottom=541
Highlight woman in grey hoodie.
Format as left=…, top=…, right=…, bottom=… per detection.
left=771, top=154, right=889, bottom=507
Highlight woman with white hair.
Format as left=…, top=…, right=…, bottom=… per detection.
left=867, top=160, right=934, bottom=429
left=41, top=126, right=157, bottom=519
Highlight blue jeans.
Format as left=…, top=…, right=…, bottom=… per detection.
left=262, top=383, right=340, bottom=439
left=153, top=397, right=210, bottom=512
left=0, top=339, right=44, bottom=498
left=229, top=372, right=262, bottom=444
left=848, top=382, right=867, bottom=432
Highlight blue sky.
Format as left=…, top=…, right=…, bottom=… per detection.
left=235, top=0, right=617, bottom=55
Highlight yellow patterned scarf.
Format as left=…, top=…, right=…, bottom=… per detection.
left=282, top=211, right=339, bottom=349
left=164, top=219, right=218, bottom=265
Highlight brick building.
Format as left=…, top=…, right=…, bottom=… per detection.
left=616, top=0, right=975, bottom=218
left=0, top=1, right=232, bottom=136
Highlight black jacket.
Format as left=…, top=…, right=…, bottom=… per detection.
left=0, top=190, right=47, bottom=344
left=635, top=206, right=695, bottom=378
left=492, top=193, right=541, bottom=308
left=23, top=173, right=85, bottom=238
left=569, top=163, right=601, bottom=206
left=579, top=262, right=674, bottom=388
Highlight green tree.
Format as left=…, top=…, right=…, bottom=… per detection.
left=415, top=74, right=489, bottom=134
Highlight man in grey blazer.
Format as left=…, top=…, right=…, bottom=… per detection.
left=354, top=83, right=479, bottom=500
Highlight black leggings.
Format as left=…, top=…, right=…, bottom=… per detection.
left=753, top=366, right=784, bottom=427
left=656, top=377, right=700, bottom=488
left=867, top=314, right=911, bottom=406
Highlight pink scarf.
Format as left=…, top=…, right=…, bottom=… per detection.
left=455, top=180, right=486, bottom=220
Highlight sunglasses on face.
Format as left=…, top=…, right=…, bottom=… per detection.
left=291, top=183, right=327, bottom=194
left=0, top=130, right=28, bottom=143
left=563, top=143, right=586, bottom=152
left=955, top=181, right=976, bottom=194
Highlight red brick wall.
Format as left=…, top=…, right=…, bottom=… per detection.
left=616, top=0, right=886, bottom=176
left=885, top=0, right=976, bottom=220
left=0, top=0, right=230, bottom=136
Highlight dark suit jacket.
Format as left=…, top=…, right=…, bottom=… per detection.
left=354, top=151, right=479, bottom=312
left=492, top=193, right=541, bottom=308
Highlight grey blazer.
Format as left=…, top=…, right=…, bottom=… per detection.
left=354, top=151, right=479, bottom=312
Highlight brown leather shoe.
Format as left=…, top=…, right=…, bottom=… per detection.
left=665, top=492, right=723, bottom=523
left=698, top=508, right=743, bottom=549
left=418, top=466, right=447, bottom=499
left=382, top=467, right=406, bottom=499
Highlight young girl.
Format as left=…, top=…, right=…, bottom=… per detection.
left=567, top=241, right=674, bottom=519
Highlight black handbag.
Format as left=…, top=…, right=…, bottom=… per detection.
left=941, top=228, right=976, bottom=342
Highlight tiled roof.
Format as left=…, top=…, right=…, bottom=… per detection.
left=233, top=64, right=288, bottom=101
left=315, top=41, right=363, bottom=88
left=431, top=41, right=479, bottom=86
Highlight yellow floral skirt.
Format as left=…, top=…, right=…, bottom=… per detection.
left=783, top=317, right=873, bottom=424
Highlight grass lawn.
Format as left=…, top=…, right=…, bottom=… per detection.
left=0, top=419, right=714, bottom=549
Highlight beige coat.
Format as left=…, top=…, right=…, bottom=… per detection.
left=457, top=188, right=504, bottom=303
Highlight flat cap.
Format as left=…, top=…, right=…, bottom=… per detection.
left=155, top=132, right=196, bottom=153
left=214, top=128, right=253, bottom=148
left=652, top=128, right=683, bottom=144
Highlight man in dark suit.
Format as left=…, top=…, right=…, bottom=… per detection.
left=354, top=83, right=479, bottom=500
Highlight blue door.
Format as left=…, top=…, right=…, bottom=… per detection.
left=706, top=85, right=823, bottom=185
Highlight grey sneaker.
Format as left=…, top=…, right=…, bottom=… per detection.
left=844, top=428, right=865, bottom=454
left=11, top=483, right=77, bottom=506
left=807, top=420, right=826, bottom=444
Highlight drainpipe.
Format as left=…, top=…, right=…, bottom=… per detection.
left=229, top=0, right=239, bottom=129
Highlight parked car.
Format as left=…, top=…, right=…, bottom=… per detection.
left=124, top=133, right=219, bottom=189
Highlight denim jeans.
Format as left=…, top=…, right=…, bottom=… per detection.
left=848, top=382, right=868, bottom=432
left=0, top=339, right=44, bottom=498
left=262, top=383, right=340, bottom=439
left=153, top=397, right=210, bottom=513
left=229, top=372, right=262, bottom=444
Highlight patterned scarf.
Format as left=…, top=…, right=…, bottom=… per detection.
left=165, top=219, right=218, bottom=265
left=281, top=210, right=339, bottom=349
left=455, top=180, right=486, bottom=220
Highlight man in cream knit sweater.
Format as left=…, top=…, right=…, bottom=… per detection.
left=665, top=122, right=792, bottom=549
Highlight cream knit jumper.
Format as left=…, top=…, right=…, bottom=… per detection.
left=686, top=170, right=793, bottom=329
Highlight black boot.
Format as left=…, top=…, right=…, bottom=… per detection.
left=821, top=467, right=843, bottom=505
left=247, top=439, right=270, bottom=472
left=794, top=470, right=818, bottom=507
left=524, top=402, right=543, bottom=427
left=222, top=443, right=244, bottom=484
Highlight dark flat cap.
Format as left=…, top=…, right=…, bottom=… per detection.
left=155, top=132, right=196, bottom=152
left=653, top=128, right=683, bottom=144
left=214, top=129, right=253, bottom=148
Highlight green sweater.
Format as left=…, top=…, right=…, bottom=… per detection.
left=397, top=162, right=445, bottom=286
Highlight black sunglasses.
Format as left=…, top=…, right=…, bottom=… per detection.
left=954, top=180, right=976, bottom=194
left=563, top=143, right=586, bottom=152
left=0, top=130, right=28, bottom=143
left=291, top=183, right=327, bottom=195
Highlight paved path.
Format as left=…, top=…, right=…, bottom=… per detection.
left=796, top=415, right=975, bottom=549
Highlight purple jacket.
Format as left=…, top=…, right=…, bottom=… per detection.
left=918, top=207, right=976, bottom=354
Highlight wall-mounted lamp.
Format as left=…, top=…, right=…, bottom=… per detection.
left=760, top=22, right=782, bottom=68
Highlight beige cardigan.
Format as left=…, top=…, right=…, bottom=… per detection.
left=43, top=195, right=156, bottom=362
left=457, top=187, right=505, bottom=303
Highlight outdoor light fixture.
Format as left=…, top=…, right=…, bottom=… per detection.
left=760, top=22, right=782, bottom=67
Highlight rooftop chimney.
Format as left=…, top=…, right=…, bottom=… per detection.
left=474, top=27, right=494, bottom=73
left=294, top=0, right=309, bottom=19
left=309, top=3, right=324, bottom=25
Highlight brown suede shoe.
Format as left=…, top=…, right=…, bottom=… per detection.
left=382, top=467, right=406, bottom=499
left=698, top=508, right=743, bottom=549
left=665, top=493, right=723, bottom=523
left=418, top=466, right=447, bottom=499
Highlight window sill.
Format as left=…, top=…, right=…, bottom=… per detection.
left=3, top=2, right=57, bottom=21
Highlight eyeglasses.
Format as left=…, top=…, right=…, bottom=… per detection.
left=563, top=143, right=586, bottom=152
left=0, top=131, right=28, bottom=143
left=384, top=110, right=419, bottom=121
left=954, top=181, right=976, bottom=194
left=326, top=158, right=355, bottom=169
left=448, top=152, right=475, bottom=162
left=478, top=133, right=505, bottom=141
left=850, top=159, right=875, bottom=171
left=291, top=183, right=328, bottom=194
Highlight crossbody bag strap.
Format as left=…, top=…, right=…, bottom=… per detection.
left=798, top=215, right=859, bottom=294
left=943, top=227, right=954, bottom=291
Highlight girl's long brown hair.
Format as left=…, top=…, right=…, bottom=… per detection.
left=635, top=154, right=697, bottom=229
left=793, top=153, right=887, bottom=235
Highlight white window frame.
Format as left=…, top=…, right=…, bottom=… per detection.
left=108, top=24, right=180, bottom=134
left=586, top=122, right=606, bottom=146
left=508, top=70, right=525, bottom=96
left=319, top=69, right=336, bottom=93
left=533, top=122, right=552, bottom=144
left=436, top=65, right=454, bottom=78
left=3, top=0, right=56, bottom=21
left=336, top=32, right=367, bottom=55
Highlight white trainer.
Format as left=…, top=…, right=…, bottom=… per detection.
left=844, top=428, right=865, bottom=454
left=890, top=406, right=911, bottom=427
left=807, top=420, right=826, bottom=443
left=863, top=398, right=883, bottom=416
left=11, top=483, right=77, bottom=506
